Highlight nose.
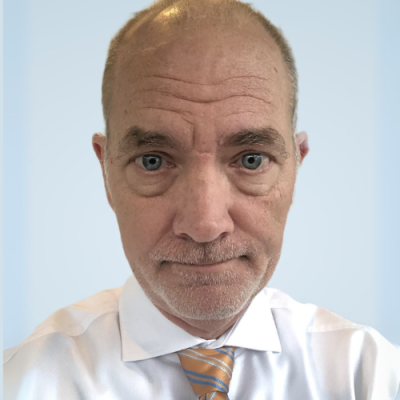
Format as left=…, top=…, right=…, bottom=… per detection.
left=172, top=162, right=234, bottom=243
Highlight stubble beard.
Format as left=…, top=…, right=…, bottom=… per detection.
left=132, top=235, right=277, bottom=321
left=154, top=266, right=264, bottom=321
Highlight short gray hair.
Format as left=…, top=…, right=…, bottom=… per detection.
left=102, top=0, right=298, bottom=140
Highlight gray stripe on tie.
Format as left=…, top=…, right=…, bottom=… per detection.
left=185, top=349, right=233, bottom=374
left=178, top=352, right=232, bottom=379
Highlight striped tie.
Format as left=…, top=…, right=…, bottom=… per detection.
left=177, top=346, right=235, bottom=400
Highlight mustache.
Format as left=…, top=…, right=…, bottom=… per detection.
left=149, top=236, right=259, bottom=265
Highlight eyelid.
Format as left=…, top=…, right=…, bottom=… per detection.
left=129, top=150, right=274, bottom=172
left=132, top=153, right=172, bottom=172
left=235, top=151, right=272, bottom=166
left=128, top=151, right=171, bottom=165
left=229, top=152, right=274, bottom=175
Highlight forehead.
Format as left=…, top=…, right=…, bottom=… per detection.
left=109, top=20, right=292, bottom=144
left=116, top=19, right=289, bottom=92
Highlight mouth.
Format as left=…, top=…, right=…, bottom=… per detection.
left=184, top=260, right=228, bottom=266
left=166, top=255, right=248, bottom=265
left=181, top=262, right=228, bottom=270
left=169, top=256, right=248, bottom=273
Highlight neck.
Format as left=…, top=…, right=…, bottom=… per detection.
left=154, top=306, right=248, bottom=339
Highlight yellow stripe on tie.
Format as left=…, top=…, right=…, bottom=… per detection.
left=178, top=346, right=236, bottom=400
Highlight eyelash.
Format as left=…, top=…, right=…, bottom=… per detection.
left=132, top=151, right=273, bottom=172
left=232, top=151, right=273, bottom=171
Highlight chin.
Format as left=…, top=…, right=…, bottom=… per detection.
left=158, top=280, right=256, bottom=321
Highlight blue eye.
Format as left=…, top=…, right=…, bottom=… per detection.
left=241, top=154, right=263, bottom=170
left=139, top=155, right=163, bottom=171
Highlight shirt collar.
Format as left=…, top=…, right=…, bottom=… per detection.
left=119, top=275, right=281, bottom=362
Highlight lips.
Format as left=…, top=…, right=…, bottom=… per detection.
left=169, top=259, right=239, bottom=274
left=164, top=255, right=248, bottom=266
left=182, top=261, right=229, bottom=267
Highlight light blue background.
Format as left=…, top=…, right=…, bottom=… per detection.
left=3, top=0, right=400, bottom=350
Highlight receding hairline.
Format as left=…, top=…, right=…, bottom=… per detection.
left=102, top=0, right=299, bottom=151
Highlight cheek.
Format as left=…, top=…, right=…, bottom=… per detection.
left=111, top=184, right=174, bottom=258
left=266, top=180, right=294, bottom=224
left=234, top=180, right=294, bottom=245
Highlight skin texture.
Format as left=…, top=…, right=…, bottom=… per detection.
left=93, top=15, right=309, bottom=339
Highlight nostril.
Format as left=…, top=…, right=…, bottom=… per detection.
left=175, top=232, right=194, bottom=241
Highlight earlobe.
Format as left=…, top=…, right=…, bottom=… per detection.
left=295, top=131, right=309, bottom=164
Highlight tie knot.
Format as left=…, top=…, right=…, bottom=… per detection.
left=178, top=347, right=235, bottom=400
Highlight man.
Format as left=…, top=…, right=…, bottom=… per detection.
left=4, top=0, right=400, bottom=399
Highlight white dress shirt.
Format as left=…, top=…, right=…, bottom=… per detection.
left=4, top=275, right=400, bottom=400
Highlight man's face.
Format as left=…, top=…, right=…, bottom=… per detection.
left=95, top=21, right=303, bottom=323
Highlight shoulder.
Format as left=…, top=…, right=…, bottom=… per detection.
left=3, top=286, right=123, bottom=399
left=264, top=287, right=388, bottom=336
left=264, top=287, right=400, bottom=360
left=4, top=286, right=122, bottom=363
left=263, top=287, right=400, bottom=397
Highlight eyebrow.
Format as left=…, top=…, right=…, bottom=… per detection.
left=118, top=125, right=288, bottom=156
left=222, top=127, right=288, bottom=155
left=118, top=126, right=181, bottom=154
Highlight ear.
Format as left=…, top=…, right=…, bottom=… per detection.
left=295, top=131, right=309, bottom=165
left=92, top=133, right=114, bottom=210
